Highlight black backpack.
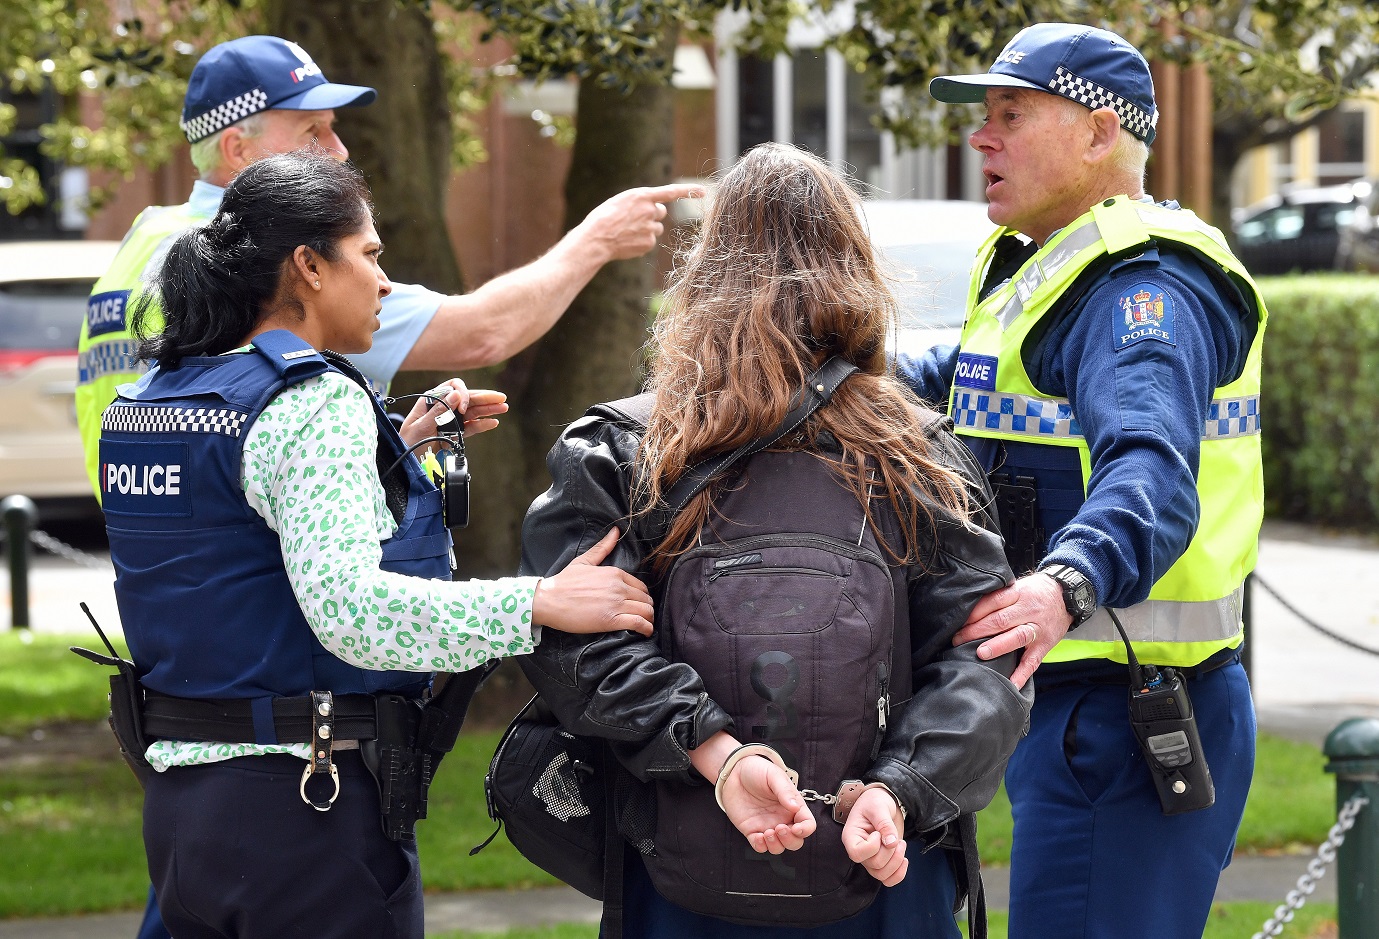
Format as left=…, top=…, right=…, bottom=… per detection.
left=639, top=443, right=912, bottom=927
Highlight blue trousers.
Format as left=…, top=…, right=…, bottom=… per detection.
left=142, top=751, right=421, bottom=939
left=135, top=887, right=170, bottom=939
left=614, top=840, right=963, bottom=938
left=1005, top=661, right=1255, bottom=939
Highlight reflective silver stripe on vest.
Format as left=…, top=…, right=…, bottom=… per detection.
left=953, top=389, right=1262, bottom=441
left=77, top=340, right=142, bottom=385
left=1072, top=586, right=1244, bottom=646
left=1135, top=206, right=1231, bottom=252
left=994, top=221, right=1109, bottom=329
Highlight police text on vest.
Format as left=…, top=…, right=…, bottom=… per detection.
left=105, top=462, right=182, bottom=496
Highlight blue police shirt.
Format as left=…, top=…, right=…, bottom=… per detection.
left=897, top=237, right=1254, bottom=611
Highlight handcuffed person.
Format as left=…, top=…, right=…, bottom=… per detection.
left=95, top=150, right=654, bottom=939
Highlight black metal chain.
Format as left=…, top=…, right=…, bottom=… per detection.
left=1254, top=574, right=1379, bottom=658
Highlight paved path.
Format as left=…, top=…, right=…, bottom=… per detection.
left=0, top=854, right=1339, bottom=938
left=1, top=518, right=1375, bottom=936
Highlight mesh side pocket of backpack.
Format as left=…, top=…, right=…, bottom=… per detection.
left=488, top=713, right=607, bottom=899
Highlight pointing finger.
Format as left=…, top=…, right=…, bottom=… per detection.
left=641, top=182, right=704, bottom=203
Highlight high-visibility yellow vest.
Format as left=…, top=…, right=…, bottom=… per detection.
left=77, top=202, right=211, bottom=500
left=949, top=196, right=1268, bottom=667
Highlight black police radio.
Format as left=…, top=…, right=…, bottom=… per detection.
left=439, top=427, right=469, bottom=530
left=383, top=393, right=470, bottom=530
left=1107, top=608, right=1215, bottom=815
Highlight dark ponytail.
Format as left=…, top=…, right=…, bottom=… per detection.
left=133, top=149, right=373, bottom=368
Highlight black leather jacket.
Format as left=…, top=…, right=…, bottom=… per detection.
left=518, top=405, right=1032, bottom=839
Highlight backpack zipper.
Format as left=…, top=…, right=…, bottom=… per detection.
left=870, top=662, right=891, bottom=760
left=707, top=565, right=834, bottom=583
left=687, top=532, right=887, bottom=569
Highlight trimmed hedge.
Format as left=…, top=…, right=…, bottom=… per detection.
left=1259, top=275, right=1379, bottom=528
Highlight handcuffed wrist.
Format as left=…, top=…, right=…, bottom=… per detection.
left=863, top=781, right=907, bottom=819
left=713, top=743, right=798, bottom=812
left=832, top=779, right=907, bottom=823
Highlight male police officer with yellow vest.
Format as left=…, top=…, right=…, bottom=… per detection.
left=77, top=34, right=697, bottom=500
left=898, top=23, right=1264, bottom=939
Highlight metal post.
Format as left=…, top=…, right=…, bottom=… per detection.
left=1324, top=718, right=1379, bottom=939
left=1241, top=571, right=1253, bottom=683
left=1, top=495, right=37, bottom=629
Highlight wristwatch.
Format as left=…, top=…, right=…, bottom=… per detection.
left=1041, top=563, right=1097, bottom=630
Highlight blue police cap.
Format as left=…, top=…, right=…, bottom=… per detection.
left=180, top=36, right=377, bottom=143
left=930, top=23, right=1158, bottom=145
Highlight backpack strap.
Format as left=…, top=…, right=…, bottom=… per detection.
left=956, top=813, right=987, bottom=939
left=622, top=357, right=857, bottom=543
left=598, top=746, right=626, bottom=939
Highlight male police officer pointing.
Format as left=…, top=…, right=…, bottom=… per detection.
left=77, top=34, right=697, bottom=499
left=898, top=23, right=1265, bottom=939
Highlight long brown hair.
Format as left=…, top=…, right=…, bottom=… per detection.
left=635, top=142, right=971, bottom=570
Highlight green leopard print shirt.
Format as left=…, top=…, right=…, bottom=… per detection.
left=145, top=367, right=537, bottom=770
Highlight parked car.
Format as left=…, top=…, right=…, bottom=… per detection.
left=1335, top=179, right=1379, bottom=272
left=1231, top=183, right=1361, bottom=275
left=860, top=198, right=996, bottom=357
left=0, top=239, right=120, bottom=515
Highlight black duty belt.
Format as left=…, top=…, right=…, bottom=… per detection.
left=141, top=690, right=383, bottom=744
left=1034, top=647, right=1242, bottom=693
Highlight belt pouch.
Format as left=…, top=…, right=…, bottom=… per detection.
left=108, top=668, right=154, bottom=787
left=990, top=472, right=1044, bottom=575
left=70, top=644, right=153, bottom=788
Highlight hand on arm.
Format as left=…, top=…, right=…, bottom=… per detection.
left=951, top=572, right=1072, bottom=688
left=399, top=183, right=704, bottom=371
left=531, top=528, right=655, bottom=637
left=842, top=787, right=908, bottom=886
left=689, top=732, right=816, bottom=855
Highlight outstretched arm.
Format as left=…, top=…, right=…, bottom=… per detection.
left=399, top=183, right=703, bottom=371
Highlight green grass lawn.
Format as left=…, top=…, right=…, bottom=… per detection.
left=0, top=630, right=1346, bottom=933
left=0, top=629, right=128, bottom=734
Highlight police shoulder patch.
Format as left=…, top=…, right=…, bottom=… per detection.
left=1114, top=282, right=1176, bottom=351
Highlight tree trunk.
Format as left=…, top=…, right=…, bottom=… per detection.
left=263, top=0, right=463, bottom=295
left=1212, top=128, right=1242, bottom=239
left=516, top=75, right=677, bottom=499
left=259, top=2, right=678, bottom=578
left=458, top=74, right=677, bottom=575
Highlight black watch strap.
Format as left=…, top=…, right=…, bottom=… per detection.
left=1041, top=563, right=1097, bottom=629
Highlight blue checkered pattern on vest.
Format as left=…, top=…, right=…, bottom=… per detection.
left=954, top=389, right=1261, bottom=441
left=78, top=339, right=141, bottom=384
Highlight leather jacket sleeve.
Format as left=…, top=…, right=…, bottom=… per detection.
left=517, top=413, right=734, bottom=784
left=867, top=426, right=1034, bottom=839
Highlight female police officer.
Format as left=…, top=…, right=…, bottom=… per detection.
left=98, top=150, right=654, bottom=939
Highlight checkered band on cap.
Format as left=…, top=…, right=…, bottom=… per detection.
left=1048, top=66, right=1155, bottom=141
left=103, top=404, right=248, bottom=438
left=180, top=88, right=270, bottom=143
